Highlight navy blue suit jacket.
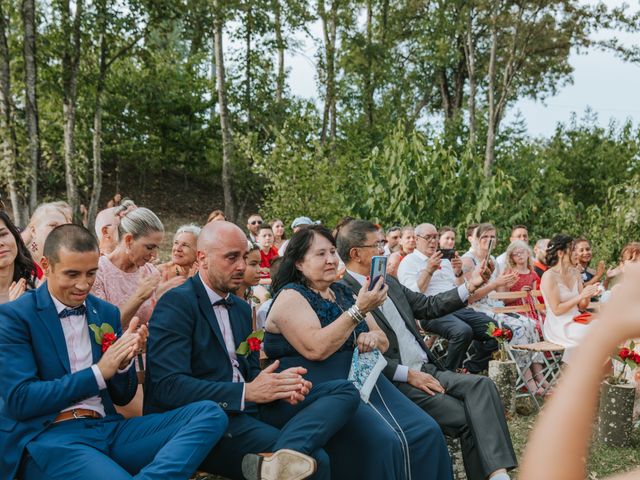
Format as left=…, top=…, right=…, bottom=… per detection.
left=144, top=274, right=261, bottom=415
left=0, top=284, right=137, bottom=480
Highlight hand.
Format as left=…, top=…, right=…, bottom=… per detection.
left=356, top=331, right=379, bottom=353
left=8, top=278, right=26, bottom=301
left=407, top=370, right=445, bottom=396
left=598, top=264, right=640, bottom=342
left=134, top=271, right=161, bottom=302
left=355, top=276, right=388, bottom=314
left=580, top=284, right=600, bottom=300
left=245, top=360, right=311, bottom=405
left=450, top=253, right=463, bottom=276
left=97, top=333, right=139, bottom=380
left=495, top=270, right=519, bottom=289
left=156, top=275, right=187, bottom=299
left=469, top=260, right=491, bottom=288
left=426, top=251, right=442, bottom=275
left=115, top=316, right=147, bottom=369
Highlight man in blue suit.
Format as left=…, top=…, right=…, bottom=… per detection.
left=144, top=221, right=360, bottom=480
left=0, top=224, right=228, bottom=480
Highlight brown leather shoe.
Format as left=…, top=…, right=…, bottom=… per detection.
left=241, top=449, right=317, bottom=480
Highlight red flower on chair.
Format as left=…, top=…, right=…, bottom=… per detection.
left=610, top=342, right=640, bottom=385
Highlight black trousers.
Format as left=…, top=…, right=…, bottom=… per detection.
left=396, top=364, right=517, bottom=480
left=422, top=307, right=498, bottom=372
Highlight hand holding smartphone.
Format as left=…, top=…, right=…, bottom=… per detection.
left=368, top=256, right=388, bottom=291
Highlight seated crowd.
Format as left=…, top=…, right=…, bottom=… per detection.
left=0, top=199, right=632, bottom=480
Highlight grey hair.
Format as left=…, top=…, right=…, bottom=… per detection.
left=118, top=207, right=164, bottom=240
left=175, top=224, right=202, bottom=238
left=336, top=220, right=378, bottom=263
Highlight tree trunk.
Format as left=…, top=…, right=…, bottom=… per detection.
left=484, top=21, right=497, bottom=178
left=319, top=0, right=337, bottom=146
left=213, top=0, right=236, bottom=221
left=88, top=1, right=107, bottom=235
left=22, top=0, right=39, bottom=214
left=61, top=0, right=84, bottom=223
left=364, top=0, right=373, bottom=132
left=244, top=1, right=252, bottom=126
left=273, top=0, right=285, bottom=106
left=464, top=8, right=477, bottom=148
left=0, top=3, right=27, bottom=225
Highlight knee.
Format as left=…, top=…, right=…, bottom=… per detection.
left=189, top=400, right=229, bottom=431
left=451, top=324, right=473, bottom=343
left=327, top=380, right=361, bottom=409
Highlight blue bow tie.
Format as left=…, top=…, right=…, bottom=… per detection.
left=213, top=297, right=234, bottom=309
left=59, top=305, right=87, bottom=318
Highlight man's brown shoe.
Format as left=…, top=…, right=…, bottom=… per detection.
left=241, top=449, right=317, bottom=480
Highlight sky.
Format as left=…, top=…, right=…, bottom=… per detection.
left=283, top=0, right=640, bottom=138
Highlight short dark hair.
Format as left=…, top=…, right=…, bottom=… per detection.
left=465, top=223, right=478, bottom=238
left=258, top=224, right=273, bottom=234
left=43, top=224, right=99, bottom=264
left=247, top=213, right=262, bottom=221
left=336, top=220, right=379, bottom=263
left=387, top=226, right=401, bottom=234
left=272, top=225, right=335, bottom=294
left=439, top=225, right=455, bottom=236
left=511, top=224, right=528, bottom=234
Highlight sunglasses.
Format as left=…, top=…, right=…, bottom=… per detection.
left=249, top=220, right=263, bottom=225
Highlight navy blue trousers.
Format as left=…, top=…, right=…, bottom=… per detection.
left=20, top=400, right=227, bottom=480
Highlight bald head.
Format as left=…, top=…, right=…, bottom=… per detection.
left=198, top=221, right=246, bottom=252
left=534, top=238, right=550, bottom=264
left=197, top=221, right=248, bottom=296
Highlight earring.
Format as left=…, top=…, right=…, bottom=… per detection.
left=30, top=241, right=37, bottom=252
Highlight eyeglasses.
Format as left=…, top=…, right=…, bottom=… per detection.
left=417, top=234, right=439, bottom=241
left=354, top=242, right=386, bottom=250
left=249, top=220, right=263, bottom=225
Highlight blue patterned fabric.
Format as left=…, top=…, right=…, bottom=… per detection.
left=264, top=282, right=368, bottom=359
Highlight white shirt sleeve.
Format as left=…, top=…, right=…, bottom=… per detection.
left=393, top=365, right=409, bottom=382
left=397, top=256, right=421, bottom=293
left=457, top=284, right=470, bottom=303
left=91, top=364, right=107, bottom=390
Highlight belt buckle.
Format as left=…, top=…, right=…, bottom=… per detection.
left=72, top=409, right=81, bottom=420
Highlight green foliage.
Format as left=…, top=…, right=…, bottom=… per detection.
left=352, top=124, right=510, bottom=231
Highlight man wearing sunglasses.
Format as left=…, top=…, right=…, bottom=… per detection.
left=246, top=214, right=263, bottom=243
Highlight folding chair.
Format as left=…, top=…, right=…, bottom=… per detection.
left=489, top=290, right=564, bottom=411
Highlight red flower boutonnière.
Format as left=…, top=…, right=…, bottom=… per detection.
left=89, top=323, right=117, bottom=353
left=236, top=330, right=264, bottom=356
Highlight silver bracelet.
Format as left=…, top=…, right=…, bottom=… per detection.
left=347, top=305, right=365, bottom=325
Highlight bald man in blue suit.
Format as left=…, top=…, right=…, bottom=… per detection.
left=0, top=224, right=228, bottom=480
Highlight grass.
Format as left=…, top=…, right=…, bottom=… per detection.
left=507, top=405, right=640, bottom=479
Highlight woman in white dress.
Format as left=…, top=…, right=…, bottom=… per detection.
left=540, top=234, right=600, bottom=364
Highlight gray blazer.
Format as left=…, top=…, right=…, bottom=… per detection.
left=339, top=272, right=466, bottom=379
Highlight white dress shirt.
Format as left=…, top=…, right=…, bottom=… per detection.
left=397, top=250, right=470, bottom=300
left=53, top=296, right=107, bottom=417
left=201, top=280, right=246, bottom=409
left=347, top=270, right=428, bottom=382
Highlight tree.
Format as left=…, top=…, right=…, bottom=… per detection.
left=22, top=0, right=39, bottom=216
left=59, top=0, right=85, bottom=222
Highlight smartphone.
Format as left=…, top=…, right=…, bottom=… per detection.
left=487, top=238, right=495, bottom=260
left=437, top=248, right=456, bottom=261
left=369, top=256, right=387, bottom=291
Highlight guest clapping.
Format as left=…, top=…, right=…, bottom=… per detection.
left=540, top=234, right=601, bottom=364
left=574, top=237, right=605, bottom=286
left=0, top=211, right=36, bottom=303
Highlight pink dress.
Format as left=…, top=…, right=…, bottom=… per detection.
left=92, top=255, right=159, bottom=325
